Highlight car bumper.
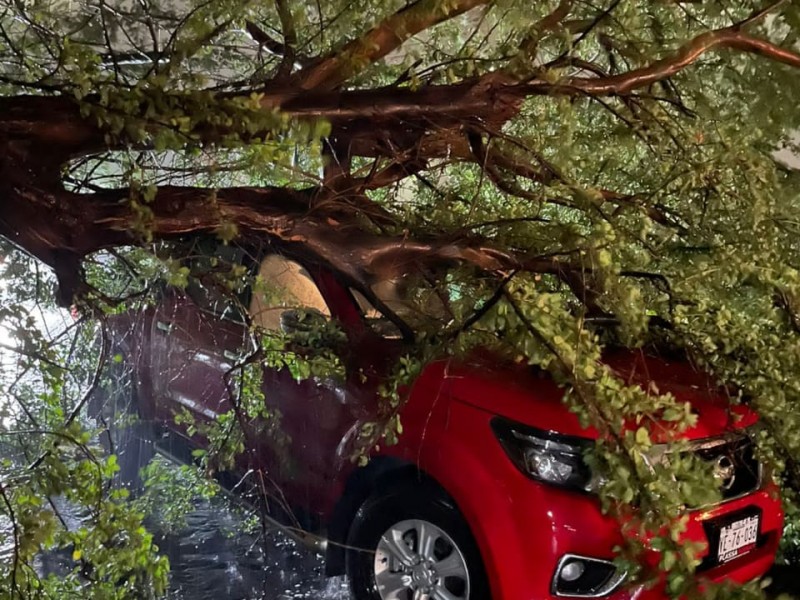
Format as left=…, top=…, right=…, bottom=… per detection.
left=610, top=488, right=783, bottom=600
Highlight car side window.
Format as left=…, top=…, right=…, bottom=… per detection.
left=183, top=241, right=252, bottom=323
left=249, top=254, right=331, bottom=331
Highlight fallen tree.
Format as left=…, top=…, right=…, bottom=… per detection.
left=2, top=0, right=800, bottom=597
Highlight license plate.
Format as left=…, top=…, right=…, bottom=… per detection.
left=716, top=514, right=760, bottom=563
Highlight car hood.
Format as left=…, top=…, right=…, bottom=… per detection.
left=441, top=348, right=756, bottom=442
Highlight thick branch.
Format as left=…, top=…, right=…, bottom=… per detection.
left=0, top=74, right=519, bottom=161
left=2, top=4, right=800, bottom=167
left=294, top=0, right=488, bottom=90
left=0, top=171, right=591, bottom=305
left=555, top=29, right=800, bottom=96
left=6, top=18, right=800, bottom=165
left=86, top=186, right=577, bottom=282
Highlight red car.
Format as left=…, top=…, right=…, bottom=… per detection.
left=98, top=239, right=783, bottom=600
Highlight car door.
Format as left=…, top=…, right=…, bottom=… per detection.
left=150, top=241, right=254, bottom=453
left=148, top=245, right=397, bottom=517
left=247, top=253, right=376, bottom=513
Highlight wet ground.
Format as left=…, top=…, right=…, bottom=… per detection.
left=18, top=493, right=351, bottom=600
left=155, top=500, right=350, bottom=600
left=156, top=498, right=798, bottom=600
left=156, top=501, right=798, bottom=600
left=5, top=479, right=798, bottom=599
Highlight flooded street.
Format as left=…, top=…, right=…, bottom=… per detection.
left=8, top=492, right=352, bottom=600
left=156, top=500, right=350, bottom=600
left=2, top=472, right=797, bottom=599
left=158, top=508, right=797, bottom=600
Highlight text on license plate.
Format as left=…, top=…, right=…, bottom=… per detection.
left=717, top=515, right=760, bottom=563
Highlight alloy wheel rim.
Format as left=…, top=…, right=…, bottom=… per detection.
left=373, top=518, right=470, bottom=600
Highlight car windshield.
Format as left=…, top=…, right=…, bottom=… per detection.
left=350, top=270, right=455, bottom=337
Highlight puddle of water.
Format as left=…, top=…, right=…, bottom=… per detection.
left=156, top=498, right=350, bottom=600
left=0, top=489, right=350, bottom=600
left=3, top=490, right=798, bottom=599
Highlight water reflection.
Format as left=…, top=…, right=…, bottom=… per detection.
left=3, top=494, right=350, bottom=599
left=156, top=500, right=350, bottom=600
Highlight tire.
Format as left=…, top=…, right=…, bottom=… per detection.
left=90, top=360, right=155, bottom=495
left=346, top=480, right=491, bottom=600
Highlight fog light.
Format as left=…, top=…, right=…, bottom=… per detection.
left=552, top=554, right=626, bottom=597
left=560, top=560, right=585, bottom=582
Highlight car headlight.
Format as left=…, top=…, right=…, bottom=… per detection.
left=492, top=418, right=601, bottom=493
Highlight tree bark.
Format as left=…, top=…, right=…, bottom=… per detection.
left=2, top=6, right=800, bottom=305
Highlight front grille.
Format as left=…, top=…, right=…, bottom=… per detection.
left=693, top=434, right=761, bottom=501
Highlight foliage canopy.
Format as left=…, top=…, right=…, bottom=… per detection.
left=2, top=0, right=800, bottom=597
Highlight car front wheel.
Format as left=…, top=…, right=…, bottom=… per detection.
left=346, top=481, right=490, bottom=600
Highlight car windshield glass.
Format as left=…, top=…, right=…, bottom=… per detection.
left=350, top=270, right=455, bottom=337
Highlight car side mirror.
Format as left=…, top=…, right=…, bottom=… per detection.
left=279, top=308, right=348, bottom=355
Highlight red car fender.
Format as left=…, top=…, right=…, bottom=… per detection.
left=411, top=431, right=534, bottom=598
left=384, top=379, right=548, bottom=600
